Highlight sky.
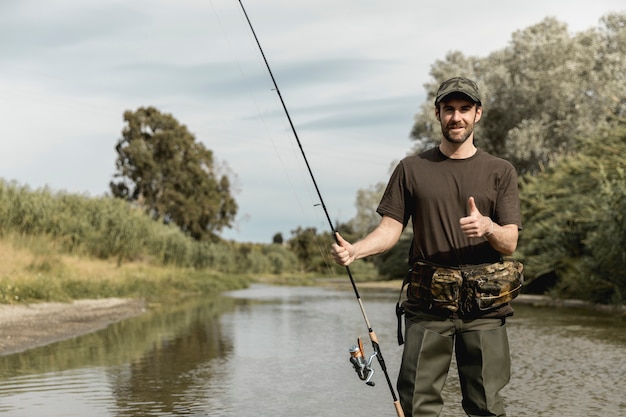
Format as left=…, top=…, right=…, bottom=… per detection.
left=1, top=0, right=624, bottom=243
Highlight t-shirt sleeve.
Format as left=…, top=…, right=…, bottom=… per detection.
left=376, top=160, right=412, bottom=227
left=496, top=163, right=522, bottom=229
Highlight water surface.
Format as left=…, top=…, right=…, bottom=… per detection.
left=0, top=284, right=623, bottom=416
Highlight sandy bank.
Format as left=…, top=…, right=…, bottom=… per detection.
left=0, top=298, right=146, bottom=356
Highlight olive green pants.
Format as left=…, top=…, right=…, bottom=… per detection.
left=397, top=312, right=510, bottom=417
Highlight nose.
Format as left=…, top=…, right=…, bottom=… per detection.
left=450, top=110, right=462, bottom=122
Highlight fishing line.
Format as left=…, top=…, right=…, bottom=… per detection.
left=208, top=0, right=335, bottom=249
left=237, top=2, right=404, bottom=416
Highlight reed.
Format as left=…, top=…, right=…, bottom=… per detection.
left=0, top=180, right=305, bottom=304
left=0, top=234, right=250, bottom=304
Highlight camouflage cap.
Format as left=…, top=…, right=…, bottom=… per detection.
left=434, top=77, right=481, bottom=105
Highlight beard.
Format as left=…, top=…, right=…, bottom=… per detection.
left=441, top=121, right=475, bottom=144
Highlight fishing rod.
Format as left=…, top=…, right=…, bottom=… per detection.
left=237, top=2, right=403, bottom=416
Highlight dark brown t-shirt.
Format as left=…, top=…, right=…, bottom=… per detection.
left=378, top=147, right=522, bottom=318
left=377, top=147, right=522, bottom=267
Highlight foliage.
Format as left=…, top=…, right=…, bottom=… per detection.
left=339, top=181, right=415, bottom=280
left=0, top=178, right=329, bottom=303
left=272, top=232, right=284, bottom=245
left=348, top=182, right=388, bottom=237
left=284, top=225, right=380, bottom=279
left=518, top=124, right=626, bottom=303
left=110, top=107, right=238, bottom=241
left=0, top=181, right=305, bottom=280
left=287, top=226, right=333, bottom=273
left=0, top=234, right=250, bottom=304
left=0, top=177, right=375, bottom=305
left=411, top=13, right=626, bottom=175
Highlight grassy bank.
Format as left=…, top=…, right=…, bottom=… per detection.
left=0, top=233, right=376, bottom=304
left=0, top=180, right=320, bottom=304
left=0, top=233, right=252, bottom=304
left=0, top=180, right=383, bottom=305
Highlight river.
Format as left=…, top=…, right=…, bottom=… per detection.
left=0, top=284, right=624, bottom=416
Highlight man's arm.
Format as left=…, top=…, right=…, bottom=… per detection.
left=484, top=223, right=518, bottom=255
left=331, top=215, right=404, bottom=266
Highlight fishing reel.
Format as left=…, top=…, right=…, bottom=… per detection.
left=348, top=337, right=377, bottom=387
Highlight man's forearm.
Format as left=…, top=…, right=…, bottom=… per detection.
left=351, top=216, right=404, bottom=260
left=486, top=223, right=518, bottom=255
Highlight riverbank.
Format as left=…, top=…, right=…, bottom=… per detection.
left=0, top=298, right=146, bottom=356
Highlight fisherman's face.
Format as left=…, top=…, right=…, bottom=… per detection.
left=436, top=98, right=482, bottom=144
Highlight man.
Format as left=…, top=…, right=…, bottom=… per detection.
left=331, top=77, right=522, bottom=416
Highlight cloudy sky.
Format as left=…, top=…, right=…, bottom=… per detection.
left=1, top=0, right=624, bottom=243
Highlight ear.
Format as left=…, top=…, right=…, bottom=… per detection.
left=435, top=106, right=441, bottom=121
left=474, top=105, right=482, bottom=123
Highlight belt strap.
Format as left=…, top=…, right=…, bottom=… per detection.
left=395, top=270, right=412, bottom=346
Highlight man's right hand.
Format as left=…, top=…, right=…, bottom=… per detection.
left=330, top=215, right=404, bottom=267
left=331, top=232, right=355, bottom=266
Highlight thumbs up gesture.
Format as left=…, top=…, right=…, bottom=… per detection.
left=460, top=197, right=493, bottom=238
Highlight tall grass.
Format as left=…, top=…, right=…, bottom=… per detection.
left=0, top=180, right=303, bottom=303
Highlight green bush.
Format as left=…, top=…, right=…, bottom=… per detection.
left=0, top=181, right=304, bottom=277
left=518, top=124, right=626, bottom=304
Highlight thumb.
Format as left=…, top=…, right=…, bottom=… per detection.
left=467, top=196, right=480, bottom=215
left=334, top=231, right=346, bottom=246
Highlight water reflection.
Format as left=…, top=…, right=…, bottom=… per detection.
left=0, top=284, right=623, bottom=417
left=0, top=295, right=237, bottom=416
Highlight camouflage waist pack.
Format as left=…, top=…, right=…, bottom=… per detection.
left=407, top=263, right=463, bottom=312
left=463, top=260, right=524, bottom=311
left=406, top=260, right=524, bottom=313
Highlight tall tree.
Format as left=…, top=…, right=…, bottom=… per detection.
left=110, top=107, right=237, bottom=241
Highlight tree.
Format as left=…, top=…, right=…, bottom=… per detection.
left=287, top=226, right=327, bottom=273
left=272, top=232, right=284, bottom=245
left=518, top=123, right=626, bottom=304
left=110, top=107, right=238, bottom=241
left=410, top=13, right=626, bottom=174
left=348, top=182, right=387, bottom=237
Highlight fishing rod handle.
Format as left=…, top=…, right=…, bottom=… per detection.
left=368, top=329, right=379, bottom=344
left=394, top=400, right=405, bottom=417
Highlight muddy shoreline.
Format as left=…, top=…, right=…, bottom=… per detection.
left=0, top=298, right=146, bottom=356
